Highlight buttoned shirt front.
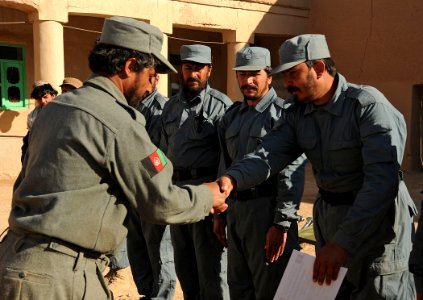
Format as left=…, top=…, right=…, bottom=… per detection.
left=218, top=87, right=306, bottom=227
left=161, top=85, right=232, bottom=170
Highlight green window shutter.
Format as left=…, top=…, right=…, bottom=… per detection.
left=0, top=44, right=27, bottom=110
left=1, top=61, right=26, bottom=109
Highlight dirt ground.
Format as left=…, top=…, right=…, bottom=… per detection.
left=1, top=163, right=422, bottom=299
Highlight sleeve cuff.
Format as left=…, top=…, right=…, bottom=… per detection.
left=273, top=220, right=291, bottom=232
left=332, top=229, right=359, bottom=254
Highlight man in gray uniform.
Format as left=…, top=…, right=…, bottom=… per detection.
left=161, top=44, right=232, bottom=299
left=218, top=34, right=417, bottom=299
left=127, top=73, right=177, bottom=299
left=0, top=17, right=227, bottom=300
left=214, top=46, right=306, bottom=299
left=411, top=205, right=423, bottom=300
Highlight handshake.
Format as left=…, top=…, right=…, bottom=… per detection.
left=203, top=176, right=236, bottom=214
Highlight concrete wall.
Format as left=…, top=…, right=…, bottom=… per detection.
left=2, top=0, right=421, bottom=178
left=310, top=0, right=423, bottom=169
left=0, top=0, right=310, bottom=178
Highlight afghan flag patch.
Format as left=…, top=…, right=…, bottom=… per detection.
left=142, top=148, right=167, bottom=177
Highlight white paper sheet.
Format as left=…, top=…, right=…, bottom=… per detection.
left=273, top=250, right=347, bottom=300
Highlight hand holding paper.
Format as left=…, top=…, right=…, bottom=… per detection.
left=313, top=240, right=348, bottom=285
left=273, top=250, right=347, bottom=300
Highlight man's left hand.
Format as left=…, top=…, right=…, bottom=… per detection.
left=265, top=225, right=287, bottom=263
left=313, top=240, right=347, bottom=285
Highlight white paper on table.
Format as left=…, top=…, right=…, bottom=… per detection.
left=273, top=249, right=347, bottom=300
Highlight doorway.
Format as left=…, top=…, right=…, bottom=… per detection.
left=411, top=85, right=423, bottom=171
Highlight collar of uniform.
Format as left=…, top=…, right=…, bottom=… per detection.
left=140, top=87, right=158, bottom=108
left=178, top=84, right=209, bottom=107
left=86, top=74, right=128, bottom=106
left=239, top=87, right=277, bottom=113
left=303, top=73, right=348, bottom=116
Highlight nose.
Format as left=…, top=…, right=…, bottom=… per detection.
left=190, top=70, right=200, bottom=79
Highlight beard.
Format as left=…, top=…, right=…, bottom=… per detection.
left=288, top=72, right=316, bottom=103
left=241, top=85, right=259, bottom=101
left=183, top=78, right=207, bottom=97
left=125, top=85, right=150, bottom=108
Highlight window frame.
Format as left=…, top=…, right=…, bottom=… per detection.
left=0, top=43, right=27, bottom=110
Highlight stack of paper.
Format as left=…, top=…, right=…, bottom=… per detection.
left=273, top=250, right=347, bottom=300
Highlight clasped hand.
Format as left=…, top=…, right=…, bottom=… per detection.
left=203, top=175, right=235, bottom=214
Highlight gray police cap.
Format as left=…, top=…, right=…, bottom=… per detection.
left=180, top=44, right=211, bottom=64
left=99, top=16, right=177, bottom=73
left=233, top=47, right=271, bottom=71
left=272, top=34, right=331, bottom=74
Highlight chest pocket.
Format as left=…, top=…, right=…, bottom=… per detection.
left=298, top=134, right=321, bottom=169
left=225, top=125, right=240, bottom=160
left=247, top=126, right=268, bottom=152
left=187, top=110, right=216, bottom=141
left=328, top=139, right=362, bottom=173
left=162, top=112, right=180, bottom=139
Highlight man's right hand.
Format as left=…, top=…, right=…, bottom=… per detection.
left=313, top=240, right=347, bottom=286
left=203, top=182, right=228, bottom=214
left=216, top=175, right=236, bottom=197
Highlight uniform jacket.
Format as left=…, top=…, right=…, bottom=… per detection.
left=136, top=87, right=167, bottom=147
left=10, top=75, right=213, bottom=254
left=161, top=84, right=232, bottom=171
left=218, top=87, right=306, bottom=229
left=226, top=73, right=417, bottom=272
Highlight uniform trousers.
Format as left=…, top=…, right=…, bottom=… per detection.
left=170, top=215, right=229, bottom=300
left=314, top=181, right=416, bottom=300
left=226, top=196, right=298, bottom=300
left=127, top=211, right=176, bottom=300
left=0, top=230, right=110, bottom=300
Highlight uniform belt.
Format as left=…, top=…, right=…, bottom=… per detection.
left=9, top=229, right=104, bottom=260
left=232, top=176, right=278, bottom=201
left=319, top=171, right=404, bottom=206
left=318, top=188, right=355, bottom=206
left=232, top=187, right=276, bottom=201
left=172, top=166, right=217, bottom=181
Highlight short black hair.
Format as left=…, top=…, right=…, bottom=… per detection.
left=88, top=44, right=158, bottom=76
left=305, top=58, right=337, bottom=77
left=30, top=83, right=58, bottom=100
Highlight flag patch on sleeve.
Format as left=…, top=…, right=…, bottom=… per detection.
left=142, top=148, right=167, bottom=177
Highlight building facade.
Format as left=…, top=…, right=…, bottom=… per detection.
left=0, top=0, right=422, bottom=179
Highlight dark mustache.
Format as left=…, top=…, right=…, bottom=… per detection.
left=287, top=86, right=300, bottom=93
left=241, top=85, right=258, bottom=91
left=187, top=78, right=200, bottom=84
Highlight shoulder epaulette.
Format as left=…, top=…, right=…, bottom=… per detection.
left=346, top=84, right=379, bottom=106
left=226, top=100, right=242, bottom=112
left=208, top=88, right=232, bottom=104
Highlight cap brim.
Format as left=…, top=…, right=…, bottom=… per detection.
left=233, top=65, right=267, bottom=71
left=271, top=59, right=306, bottom=75
left=154, top=52, right=177, bottom=74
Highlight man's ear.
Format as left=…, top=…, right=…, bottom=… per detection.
left=207, top=64, right=212, bottom=77
left=122, top=58, right=137, bottom=77
left=267, top=74, right=273, bottom=85
left=313, top=60, right=325, bottom=79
